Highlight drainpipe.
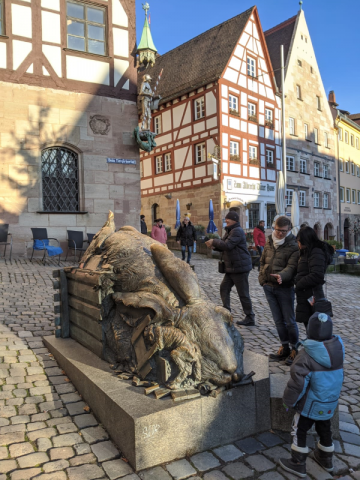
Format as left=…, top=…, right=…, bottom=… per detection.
left=335, top=115, right=342, bottom=244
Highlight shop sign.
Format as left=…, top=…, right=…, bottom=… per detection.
left=107, top=158, right=137, bottom=165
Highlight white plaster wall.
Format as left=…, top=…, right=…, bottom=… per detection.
left=174, top=147, right=187, bottom=170
left=42, top=11, right=61, bottom=44
left=12, top=4, right=32, bottom=38
left=0, top=43, right=6, bottom=69
left=112, top=0, right=128, bottom=27
left=114, top=59, right=129, bottom=86
left=41, top=0, right=60, bottom=10
left=113, top=27, right=129, bottom=58
left=13, top=40, right=32, bottom=70
left=43, top=45, right=62, bottom=77
left=143, top=158, right=152, bottom=177
left=66, top=56, right=110, bottom=85
left=162, top=110, right=172, bottom=132
left=154, top=173, right=173, bottom=187
left=173, top=104, right=185, bottom=129
left=206, top=92, right=217, bottom=116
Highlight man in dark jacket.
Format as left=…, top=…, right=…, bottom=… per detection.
left=259, top=216, right=299, bottom=365
left=140, top=215, right=147, bottom=235
left=206, top=211, right=255, bottom=326
left=279, top=312, right=344, bottom=478
left=176, top=216, right=196, bottom=264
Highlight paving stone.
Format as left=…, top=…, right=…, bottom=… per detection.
left=27, top=427, right=56, bottom=441
left=101, top=458, right=134, bottom=479
left=341, top=431, right=360, bottom=446
left=213, top=444, right=243, bottom=462
left=29, top=386, right=52, bottom=396
left=263, top=445, right=290, bottom=462
left=257, top=432, right=283, bottom=447
left=222, top=461, right=254, bottom=479
left=0, top=424, right=25, bottom=434
left=0, top=431, right=25, bottom=445
left=343, top=443, right=360, bottom=457
left=43, top=459, right=70, bottom=473
left=0, top=406, right=16, bottom=418
left=49, top=446, right=75, bottom=460
left=66, top=464, right=105, bottom=480
left=60, top=393, right=82, bottom=404
left=235, top=437, right=265, bottom=454
left=332, top=455, right=349, bottom=476
left=139, top=466, right=172, bottom=480
left=306, top=457, right=333, bottom=479
left=66, top=402, right=87, bottom=416
left=52, top=433, right=83, bottom=447
left=17, top=451, right=49, bottom=468
left=203, top=472, right=228, bottom=480
left=73, top=414, right=98, bottom=429
left=245, top=454, right=276, bottom=472
left=47, top=417, right=72, bottom=427
left=39, top=400, right=63, bottom=412
left=27, top=421, right=47, bottom=431
left=190, top=452, right=220, bottom=471
left=49, top=408, right=68, bottom=418
left=338, top=454, right=360, bottom=469
left=18, top=404, right=37, bottom=415
left=82, top=426, right=109, bottom=444
left=340, top=421, right=360, bottom=434
left=0, top=420, right=9, bottom=427
left=0, top=459, right=16, bottom=474
left=0, top=448, right=7, bottom=460
left=121, top=476, right=140, bottom=480
left=166, top=459, right=197, bottom=479
left=37, top=437, right=53, bottom=452
left=11, top=468, right=42, bottom=480
left=55, top=384, right=76, bottom=395
left=69, top=452, right=97, bottom=466
left=9, top=442, right=34, bottom=457
left=91, top=440, right=119, bottom=462
left=56, top=422, right=78, bottom=434
left=258, top=472, right=286, bottom=480
left=74, top=443, right=91, bottom=455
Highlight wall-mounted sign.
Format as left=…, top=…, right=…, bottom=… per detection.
left=107, top=158, right=137, bottom=165
left=223, top=177, right=276, bottom=197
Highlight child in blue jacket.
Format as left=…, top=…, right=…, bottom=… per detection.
left=279, top=312, right=344, bottom=478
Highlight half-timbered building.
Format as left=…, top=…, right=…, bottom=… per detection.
left=139, top=6, right=281, bottom=233
left=0, top=0, right=140, bottom=255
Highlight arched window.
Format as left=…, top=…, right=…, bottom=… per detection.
left=41, top=147, right=79, bottom=212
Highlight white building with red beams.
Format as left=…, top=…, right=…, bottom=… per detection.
left=139, top=6, right=281, bottom=232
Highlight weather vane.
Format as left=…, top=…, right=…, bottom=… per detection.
left=142, top=3, right=150, bottom=16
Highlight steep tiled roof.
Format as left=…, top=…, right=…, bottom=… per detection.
left=138, top=7, right=254, bottom=104
left=349, top=113, right=360, bottom=126
left=264, top=15, right=297, bottom=88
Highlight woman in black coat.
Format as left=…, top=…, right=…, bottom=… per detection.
left=295, top=227, right=334, bottom=327
left=176, top=216, right=196, bottom=264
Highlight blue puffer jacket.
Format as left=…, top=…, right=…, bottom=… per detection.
left=283, top=335, right=344, bottom=420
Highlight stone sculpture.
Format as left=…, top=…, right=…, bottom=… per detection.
left=80, top=211, right=245, bottom=391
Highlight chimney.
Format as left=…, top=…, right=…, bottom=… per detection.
left=328, top=90, right=338, bottom=107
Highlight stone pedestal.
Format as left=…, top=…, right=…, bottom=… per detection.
left=44, top=336, right=270, bottom=471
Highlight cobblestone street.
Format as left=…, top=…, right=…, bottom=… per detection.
left=0, top=253, right=358, bottom=479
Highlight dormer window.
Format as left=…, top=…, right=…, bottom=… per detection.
left=67, top=1, right=106, bottom=55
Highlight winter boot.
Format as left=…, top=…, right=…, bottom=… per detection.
left=279, top=445, right=308, bottom=478
left=236, top=316, right=255, bottom=326
left=285, top=348, right=297, bottom=366
left=313, top=442, right=334, bottom=472
left=269, top=344, right=291, bottom=361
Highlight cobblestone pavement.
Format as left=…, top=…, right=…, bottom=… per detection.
left=0, top=254, right=358, bottom=480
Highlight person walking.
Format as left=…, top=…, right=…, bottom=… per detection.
left=253, top=220, right=266, bottom=270
left=279, top=312, right=344, bottom=478
left=176, top=216, right=196, bottom=264
left=259, top=215, right=299, bottom=365
left=151, top=218, right=167, bottom=244
left=295, top=226, right=334, bottom=329
left=205, top=211, right=255, bottom=326
left=140, top=215, right=147, bottom=235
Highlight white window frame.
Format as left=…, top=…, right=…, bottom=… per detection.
left=247, top=56, right=256, bottom=77
left=286, top=189, right=293, bottom=206
left=346, top=188, right=350, bottom=203
left=323, top=164, right=329, bottom=178
left=352, top=189, right=356, bottom=204
left=345, top=131, right=349, bottom=143
left=300, top=158, right=307, bottom=173
left=296, top=85, right=301, bottom=99
left=338, top=127, right=343, bottom=141
left=195, top=142, right=206, bottom=164
left=314, top=162, right=320, bottom=177
left=345, top=161, right=350, bottom=173
left=357, top=165, right=360, bottom=177
left=316, top=96, right=321, bottom=110
left=304, top=123, right=308, bottom=139
left=324, top=132, right=329, bottom=148
left=299, top=190, right=306, bottom=207
left=265, top=108, right=273, bottom=121
left=248, top=102, right=256, bottom=118
left=289, top=117, right=295, bottom=135
left=155, top=155, right=163, bottom=174
left=249, top=145, right=257, bottom=160
left=358, top=190, right=360, bottom=205
left=340, top=187, right=344, bottom=202
left=286, top=155, right=295, bottom=171
left=314, top=127, right=319, bottom=144
left=229, top=94, right=238, bottom=113
left=154, top=116, right=162, bottom=135
left=314, top=192, right=320, bottom=208
left=194, top=97, right=205, bottom=120
left=164, top=153, right=172, bottom=172
left=351, top=162, right=355, bottom=175
left=356, top=137, right=359, bottom=149
left=230, top=141, right=239, bottom=156
left=266, top=149, right=274, bottom=165
left=351, top=134, right=354, bottom=147
left=323, top=193, right=329, bottom=209
left=339, top=159, right=344, bottom=171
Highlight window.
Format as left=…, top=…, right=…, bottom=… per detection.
left=345, top=131, right=349, bottom=143
left=314, top=162, right=320, bottom=176
left=297, top=59, right=302, bottom=67
left=323, top=164, right=329, bottom=178
left=357, top=165, right=360, bottom=177
left=314, top=192, right=320, bottom=208
left=230, top=141, right=239, bottom=160
left=195, top=143, right=205, bottom=164
left=304, top=123, right=309, bottom=139
left=300, top=158, right=307, bottom=173
left=314, top=127, right=318, bottom=143
left=289, top=117, right=295, bottom=135
left=286, top=189, right=293, bottom=206
left=340, top=187, right=344, bottom=202
left=339, top=158, right=343, bottom=171
left=155, top=155, right=163, bottom=174
left=140, top=161, right=143, bottom=178
left=247, top=56, right=256, bottom=77
left=0, top=0, right=3, bottom=36
left=346, top=188, right=350, bottom=203
left=41, top=147, right=79, bottom=212
left=286, top=156, right=295, bottom=171
left=324, top=132, right=329, bottom=148
left=310, top=66, right=313, bottom=73
left=345, top=161, right=350, bottom=173
left=351, top=134, right=354, bottom=147
left=229, top=94, right=239, bottom=113
left=299, top=190, right=306, bottom=207
left=248, top=103, right=257, bottom=121
left=194, top=97, right=205, bottom=120
left=164, top=153, right=172, bottom=172
left=296, top=85, right=301, bottom=99
left=351, top=162, right=355, bottom=175
left=352, top=189, right=356, bottom=204
left=358, top=191, right=360, bottom=205
left=338, top=128, right=343, bottom=141
left=154, top=116, right=162, bottom=135
left=265, top=108, right=273, bottom=127
left=249, top=146, right=257, bottom=163
left=248, top=203, right=260, bottom=229
left=67, top=1, right=106, bottom=55
left=267, top=204, right=276, bottom=228
left=323, top=193, right=329, bottom=209
left=316, top=96, right=321, bottom=110
left=356, top=137, right=359, bottom=149
left=266, top=149, right=274, bottom=166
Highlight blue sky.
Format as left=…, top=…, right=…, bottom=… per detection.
left=136, top=0, right=360, bottom=113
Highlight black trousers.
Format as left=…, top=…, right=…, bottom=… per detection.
left=220, top=272, right=254, bottom=320
left=293, top=413, right=332, bottom=448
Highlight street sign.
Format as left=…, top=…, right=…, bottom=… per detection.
left=107, top=158, right=137, bottom=165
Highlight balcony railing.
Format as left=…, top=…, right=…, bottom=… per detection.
left=248, top=114, right=258, bottom=123
left=230, top=154, right=241, bottom=162
left=229, top=108, right=240, bottom=117
left=249, top=158, right=260, bottom=165
left=265, top=120, right=274, bottom=129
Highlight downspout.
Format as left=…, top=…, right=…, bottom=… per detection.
left=335, top=115, right=342, bottom=243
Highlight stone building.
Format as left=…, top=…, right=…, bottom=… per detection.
left=0, top=0, right=140, bottom=255
left=329, top=92, right=360, bottom=251
left=265, top=6, right=338, bottom=240
left=138, top=7, right=281, bottom=234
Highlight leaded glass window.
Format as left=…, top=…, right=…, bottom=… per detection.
left=41, top=147, right=79, bottom=212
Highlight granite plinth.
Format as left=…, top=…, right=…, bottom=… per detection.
left=270, top=373, right=339, bottom=439
left=44, top=336, right=270, bottom=471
